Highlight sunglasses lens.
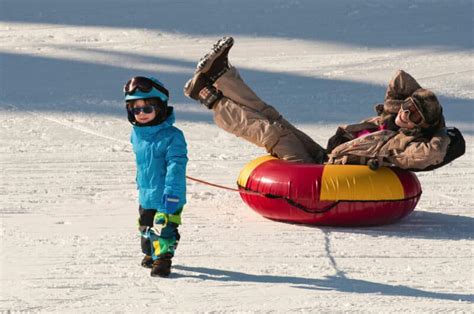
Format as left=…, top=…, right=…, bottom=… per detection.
left=143, top=106, right=154, bottom=114
left=132, top=105, right=154, bottom=115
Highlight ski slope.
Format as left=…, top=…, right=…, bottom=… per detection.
left=1, top=0, right=473, bottom=312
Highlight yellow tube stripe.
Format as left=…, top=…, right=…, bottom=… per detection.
left=320, top=165, right=404, bottom=201
left=237, top=155, right=277, bottom=188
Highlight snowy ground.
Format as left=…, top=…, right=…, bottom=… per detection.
left=1, top=1, right=473, bottom=313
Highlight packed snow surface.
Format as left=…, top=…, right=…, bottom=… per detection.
left=1, top=0, right=473, bottom=312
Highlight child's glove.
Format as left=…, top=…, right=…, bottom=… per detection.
left=154, top=212, right=168, bottom=227
left=162, top=194, right=180, bottom=214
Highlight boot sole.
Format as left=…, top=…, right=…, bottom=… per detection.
left=150, top=271, right=171, bottom=278
left=184, top=36, right=234, bottom=100
left=195, top=36, right=234, bottom=75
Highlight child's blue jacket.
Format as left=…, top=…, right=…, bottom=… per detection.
left=131, top=109, right=188, bottom=211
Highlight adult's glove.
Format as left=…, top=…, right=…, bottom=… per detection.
left=162, top=194, right=180, bottom=214
left=367, top=158, right=380, bottom=171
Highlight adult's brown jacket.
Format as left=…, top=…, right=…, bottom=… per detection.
left=326, top=70, right=450, bottom=170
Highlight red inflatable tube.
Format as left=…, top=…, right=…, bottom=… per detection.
left=237, top=156, right=422, bottom=226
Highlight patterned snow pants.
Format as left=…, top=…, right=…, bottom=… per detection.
left=138, top=206, right=181, bottom=260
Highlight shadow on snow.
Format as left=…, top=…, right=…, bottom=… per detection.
left=292, top=211, right=474, bottom=241
left=173, top=265, right=473, bottom=303
left=1, top=51, right=472, bottom=126
left=2, top=0, right=472, bottom=49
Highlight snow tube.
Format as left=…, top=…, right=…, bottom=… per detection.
left=237, top=156, right=422, bottom=226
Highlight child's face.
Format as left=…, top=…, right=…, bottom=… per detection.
left=132, top=99, right=157, bottom=124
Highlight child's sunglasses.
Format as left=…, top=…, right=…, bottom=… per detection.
left=124, top=76, right=169, bottom=97
left=131, top=105, right=155, bottom=115
left=401, top=96, right=425, bottom=126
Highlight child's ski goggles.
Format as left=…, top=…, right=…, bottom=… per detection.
left=401, top=96, right=425, bottom=126
left=124, top=76, right=169, bottom=98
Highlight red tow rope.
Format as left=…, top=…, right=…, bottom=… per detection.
left=186, top=175, right=240, bottom=192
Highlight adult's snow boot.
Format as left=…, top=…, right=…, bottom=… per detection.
left=196, top=36, right=234, bottom=80
left=198, top=85, right=223, bottom=109
left=184, top=36, right=234, bottom=100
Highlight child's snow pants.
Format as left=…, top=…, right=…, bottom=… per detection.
left=138, top=206, right=181, bottom=260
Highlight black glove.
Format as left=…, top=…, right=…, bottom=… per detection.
left=367, top=158, right=380, bottom=170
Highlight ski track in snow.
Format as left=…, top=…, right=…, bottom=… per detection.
left=1, top=1, right=473, bottom=312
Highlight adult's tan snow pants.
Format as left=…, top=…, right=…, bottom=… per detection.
left=211, top=67, right=326, bottom=163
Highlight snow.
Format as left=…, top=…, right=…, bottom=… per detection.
left=1, top=0, right=473, bottom=312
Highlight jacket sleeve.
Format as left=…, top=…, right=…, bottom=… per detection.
left=163, top=130, right=188, bottom=202
left=386, top=130, right=450, bottom=170
left=383, top=70, right=422, bottom=114
left=130, top=131, right=139, bottom=189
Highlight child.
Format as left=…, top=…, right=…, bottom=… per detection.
left=124, top=76, right=188, bottom=277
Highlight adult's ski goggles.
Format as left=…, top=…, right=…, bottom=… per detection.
left=401, top=96, right=425, bottom=126
left=124, top=76, right=169, bottom=99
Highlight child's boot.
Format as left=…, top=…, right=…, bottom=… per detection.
left=141, top=255, right=153, bottom=268
left=184, top=36, right=234, bottom=100
left=150, top=253, right=173, bottom=277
